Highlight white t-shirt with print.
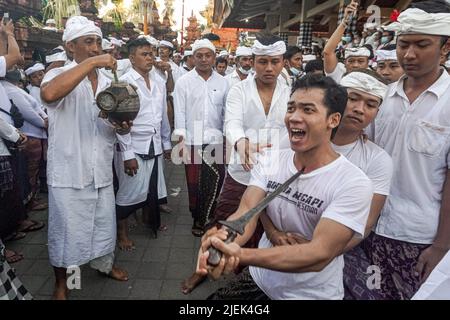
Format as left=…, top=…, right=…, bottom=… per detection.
left=248, top=149, right=373, bottom=300
left=332, top=137, right=393, bottom=195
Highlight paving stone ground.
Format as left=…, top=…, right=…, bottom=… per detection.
left=7, top=161, right=229, bottom=300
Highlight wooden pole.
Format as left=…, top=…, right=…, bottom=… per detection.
left=181, top=0, right=185, bottom=48
left=143, top=2, right=149, bottom=35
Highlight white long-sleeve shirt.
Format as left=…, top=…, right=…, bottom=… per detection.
left=42, top=60, right=129, bottom=189
left=0, top=57, right=12, bottom=126
left=117, top=67, right=171, bottom=161
left=0, top=56, right=19, bottom=156
left=0, top=115, right=19, bottom=156
left=173, top=69, right=229, bottom=146
left=1, top=81, right=47, bottom=139
left=28, top=85, right=42, bottom=105
left=225, top=76, right=290, bottom=185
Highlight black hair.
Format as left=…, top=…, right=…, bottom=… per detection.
left=215, top=57, right=228, bottom=67
left=410, top=0, right=450, bottom=13
left=382, top=44, right=397, bottom=51
left=291, top=74, right=347, bottom=138
left=304, top=59, right=324, bottom=74
left=202, top=33, right=220, bottom=41
left=284, top=46, right=302, bottom=61
left=127, top=38, right=152, bottom=55
left=410, top=0, right=450, bottom=46
left=255, top=31, right=283, bottom=46
left=362, top=44, right=375, bottom=59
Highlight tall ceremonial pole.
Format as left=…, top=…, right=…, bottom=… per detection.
left=181, top=0, right=185, bottom=48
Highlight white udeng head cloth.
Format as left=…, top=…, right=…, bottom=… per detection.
left=46, top=18, right=56, bottom=25
left=46, top=51, right=67, bottom=63
left=386, top=8, right=450, bottom=36
left=159, top=40, right=174, bottom=49
left=376, top=49, right=398, bottom=62
left=252, top=40, right=286, bottom=56
left=137, top=35, right=159, bottom=47
left=235, top=46, right=253, bottom=57
left=102, top=39, right=114, bottom=51
left=341, top=71, right=388, bottom=100
left=25, top=63, right=45, bottom=76
left=192, top=39, right=216, bottom=54
left=219, top=50, right=229, bottom=57
left=344, top=47, right=371, bottom=59
left=62, top=16, right=102, bottom=43
left=184, top=50, right=193, bottom=57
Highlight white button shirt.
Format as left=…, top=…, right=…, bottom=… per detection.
left=173, top=69, right=229, bottom=146
left=224, top=70, right=244, bottom=88
left=0, top=57, right=12, bottom=125
left=374, top=70, right=450, bottom=244
left=0, top=116, right=19, bottom=156
left=28, top=85, right=42, bottom=106
left=226, top=76, right=290, bottom=185
left=117, top=67, right=171, bottom=161
left=1, top=81, right=47, bottom=139
left=42, top=60, right=128, bottom=189
left=0, top=56, right=18, bottom=156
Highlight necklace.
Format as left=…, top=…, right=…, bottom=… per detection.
left=336, top=136, right=361, bottom=160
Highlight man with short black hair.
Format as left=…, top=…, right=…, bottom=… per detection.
left=197, top=74, right=373, bottom=300
left=215, top=57, right=228, bottom=76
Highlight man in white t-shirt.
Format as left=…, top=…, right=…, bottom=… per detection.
left=370, top=1, right=450, bottom=300
left=196, top=74, right=373, bottom=300
left=263, top=69, right=393, bottom=299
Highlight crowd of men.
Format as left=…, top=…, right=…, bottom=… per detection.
left=1, top=0, right=450, bottom=300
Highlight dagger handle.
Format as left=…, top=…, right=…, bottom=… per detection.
left=207, top=230, right=238, bottom=266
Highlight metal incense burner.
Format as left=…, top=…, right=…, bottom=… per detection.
left=96, top=71, right=140, bottom=123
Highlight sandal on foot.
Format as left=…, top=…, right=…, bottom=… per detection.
left=18, top=220, right=45, bottom=233
left=4, top=231, right=27, bottom=242
left=5, top=249, right=24, bottom=264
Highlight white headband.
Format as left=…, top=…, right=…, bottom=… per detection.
left=235, top=46, right=252, bottom=57
left=386, top=8, right=450, bottom=36
left=109, top=37, right=125, bottom=47
left=160, top=40, right=174, bottom=49
left=184, top=50, right=193, bottom=57
left=46, top=51, right=67, bottom=63
left=102, top=39, right=114, bottom=51
left=25, top=63, right=45, bottom=76
left=46, top=19, right=56, bottom=25
left=341, top=72, right=388, bottom=100
left=376, top=49, right=397, bottom=62
left=219, top=50, right=229, bottom=57
left=192, top=39, right=216, bottom=54
left=302, top=54, right=316, bottom=62
left=137, top=35, right=159, bottom=47
left=252, top=40, right=286, bottom=56
left=62, top=16, right=102, bottom=43
left=344, top=47, right=371, bottom=59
